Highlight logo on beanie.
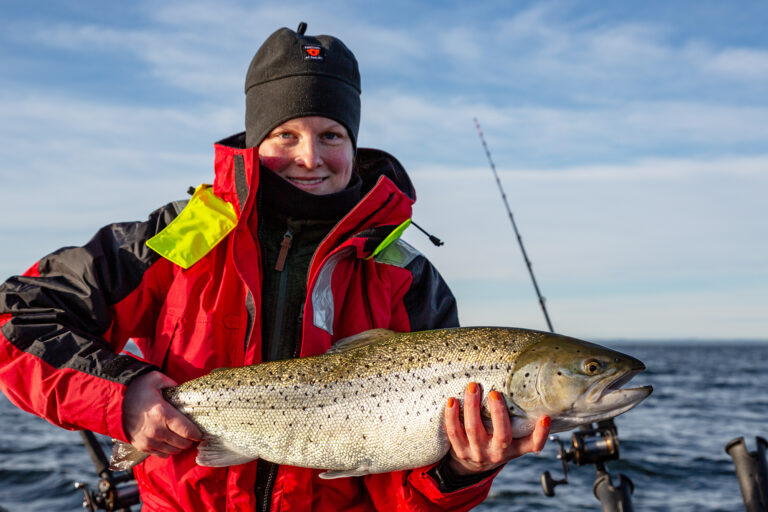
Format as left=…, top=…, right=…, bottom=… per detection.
left=303, top=45, right=325, bottom=61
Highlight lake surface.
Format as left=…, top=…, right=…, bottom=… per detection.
left=1, top=342, right=766, bottom=511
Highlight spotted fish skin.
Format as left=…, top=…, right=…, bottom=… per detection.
left=110, top=327, right=652, bottom=476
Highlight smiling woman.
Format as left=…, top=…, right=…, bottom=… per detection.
left=258, top=116, right=355, bottom=195
left=0, top=21, right=550, bottom=512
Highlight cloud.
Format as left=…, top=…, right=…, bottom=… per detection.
left=409, top=3, right=768, bottom=106
left=4, top=1, right=430, bottom=98
left=1, top=0, right=766, bottom=339
left=8, top=1, right=768, bottom=113
left=0, top=91, right=222, bottom=261
left=705, top=47, right=768, bottom=79
left=405, top=155, right=768, bottom=302
left=361, top=90, right=768, bottom=167
left=0, top=92, right=236, bottom=174
left=456, top=287, right=768, bottom=340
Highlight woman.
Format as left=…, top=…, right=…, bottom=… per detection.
left=0, top=24, right=548, bottom=511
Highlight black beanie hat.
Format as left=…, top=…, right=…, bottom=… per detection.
left=245, top=23, right=361, bottom=149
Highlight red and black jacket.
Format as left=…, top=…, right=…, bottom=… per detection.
left=0, top=133, right=496, bottom=511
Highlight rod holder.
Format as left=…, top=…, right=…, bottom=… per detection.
left=726, top=436, right=768, bottom=512
left=593, top=466, right=634, bottom=512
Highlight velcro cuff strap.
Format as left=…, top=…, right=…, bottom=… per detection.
left=146, top=185, right=237, bottom=269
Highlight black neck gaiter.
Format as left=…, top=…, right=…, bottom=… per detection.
left=259, top=164, right=362, bottom=220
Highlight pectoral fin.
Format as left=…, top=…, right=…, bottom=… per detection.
left=195, top=436, right=256, bottom=467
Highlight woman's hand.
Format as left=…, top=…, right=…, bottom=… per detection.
left=444, top=382, right=550, bottom=476
left=122, top=371, right=203, bottom=458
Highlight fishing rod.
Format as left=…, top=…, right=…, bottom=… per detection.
left=474, top=118, right=635, bottom=511
left=473, top=118, right=554, bottom=333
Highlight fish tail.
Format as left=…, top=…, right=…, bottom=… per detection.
left=109, top=440, right=150, bottom=471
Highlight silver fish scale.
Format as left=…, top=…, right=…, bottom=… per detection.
left=164, top=327, right=533, bottom=474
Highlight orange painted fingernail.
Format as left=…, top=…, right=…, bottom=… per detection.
left=468, top=382, right=478, bottom=394
left=540, top=416, right=551, bottom=429
left=489, top=390, right=502, bottom=401
left=447, top=397, right=456, bottom=408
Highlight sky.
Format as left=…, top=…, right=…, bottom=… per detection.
left=0, top=0, right=766, bottom=341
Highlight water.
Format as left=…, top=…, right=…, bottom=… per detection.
left=1, top=342, right=766, bottom=511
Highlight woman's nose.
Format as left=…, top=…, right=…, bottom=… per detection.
left=295, top=138, right=323, bottom=169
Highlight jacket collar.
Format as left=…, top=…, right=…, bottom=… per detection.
left=212, top=132, right=417, bottom=285
left=212, top=132, right=257, bottom=215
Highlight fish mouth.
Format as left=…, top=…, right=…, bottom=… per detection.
left=589, top=369, right=637, bottom=401
left=531, top=363, right=653, bottom=433
left=574, top=367, right=652, bottom=422
left=587, top=362, right=646, bottom=404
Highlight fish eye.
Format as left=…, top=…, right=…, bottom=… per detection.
left=584, top=359, right=602, bottom=375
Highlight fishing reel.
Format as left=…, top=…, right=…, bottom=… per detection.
left=75, top=472, right=139, bottom=512
left=541, top=420, right=621, bottom=497
left=74, top=431, right=140, bottom=512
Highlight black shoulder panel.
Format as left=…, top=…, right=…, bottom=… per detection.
left=402, top=254, right=459, bottom=331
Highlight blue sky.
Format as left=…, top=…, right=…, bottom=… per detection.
left=1, top=0, right=766, bottom=340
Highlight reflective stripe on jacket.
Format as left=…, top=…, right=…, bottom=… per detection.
left=0, top=133, right=495, bottom=511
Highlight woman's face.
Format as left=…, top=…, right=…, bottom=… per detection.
left=258, top=116, right=354, bottom=195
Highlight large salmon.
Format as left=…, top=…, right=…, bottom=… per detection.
left=111, top=327, right=652, bottom=477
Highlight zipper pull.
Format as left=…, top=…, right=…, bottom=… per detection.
left=274, top=231, right=293, bottom=271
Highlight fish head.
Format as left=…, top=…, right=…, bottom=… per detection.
left=506, top=334, right=652, bottom=433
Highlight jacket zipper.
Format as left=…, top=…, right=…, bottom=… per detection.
left=269, top=230, right=292, bottom=362
left=260, top=230, right=293, bottom=512
left=360, top=268, right=375, bottom=329
left=262, top=463, right=278, bottom=512
left=244, top=173, right=264, bottom=358
left=243, top=290, right=255, bottom=353
left=294, top=301, right=304, bottom=358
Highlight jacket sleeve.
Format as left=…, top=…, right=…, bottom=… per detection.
left=0, top=202, right=181, bottom=441
left=364, top=245, right=498, bottom=511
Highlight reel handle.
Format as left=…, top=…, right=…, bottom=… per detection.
left=541, top=435, right=571, bottom=496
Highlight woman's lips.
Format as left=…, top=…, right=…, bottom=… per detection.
left=287, top=176, right=326, bottom=186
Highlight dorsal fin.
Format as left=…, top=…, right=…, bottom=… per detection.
left=326, top=328, right=397, bottom=354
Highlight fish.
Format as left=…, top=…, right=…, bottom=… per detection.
left=110, top=327, right=652, bottom=477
